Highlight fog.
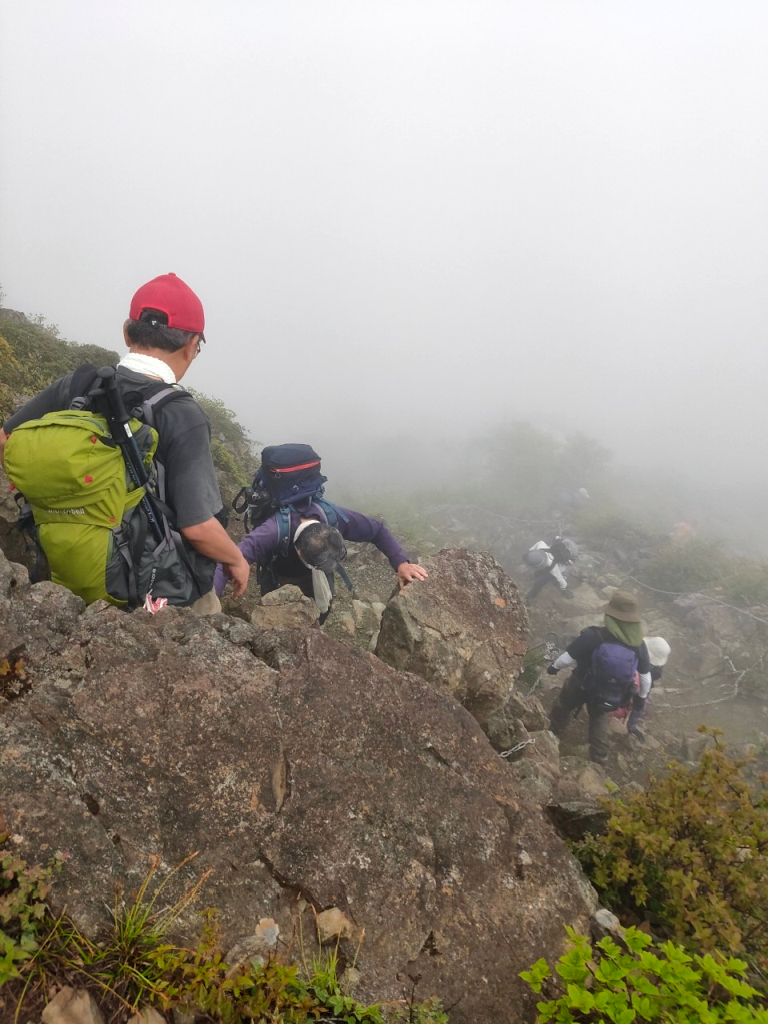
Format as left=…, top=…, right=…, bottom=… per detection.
left=2, top=1, right=768, bottom=526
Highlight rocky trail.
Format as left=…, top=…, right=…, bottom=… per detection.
left=3, top=487, right=768, bottom=1023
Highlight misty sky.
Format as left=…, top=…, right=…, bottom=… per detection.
left=1, top=1, right=767, bottom=493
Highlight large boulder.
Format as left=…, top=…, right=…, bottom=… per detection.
left=0, top=548, right=596, bottom=1024
left=250, top=584, right=320, bottom=629
left=375, top=548, right=529, bottom=726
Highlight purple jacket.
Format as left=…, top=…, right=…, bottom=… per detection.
left=214, top=503, right=409, bottom=596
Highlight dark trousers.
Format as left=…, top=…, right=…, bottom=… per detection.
left=526, top=570, right=557, bottom=601
left=549, top=673, right=610, bottom=764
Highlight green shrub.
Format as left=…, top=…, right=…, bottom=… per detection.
left=519, top=647, right=546, bottom=689
left=719, top=564, right=768, bottom=607
left=0, top=835, right=61, bottom=985
left=190, top=391, right=256, bottom=499
left=574, top=736, right=768, bottom=970
left=1, top=842, right=448, bottom=1023
left=572, top=507, right=654, bottom=549
left=0, top=319, right=118, bottom=397
left=521, top=925, right=768, bottom=1022
left=643, top=539, right=729, bottom=594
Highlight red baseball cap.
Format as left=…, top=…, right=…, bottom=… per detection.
left=128, top=273, right=205, bottom=335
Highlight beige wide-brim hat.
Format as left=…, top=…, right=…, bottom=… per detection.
left=601, top=590, right=642, bottom=623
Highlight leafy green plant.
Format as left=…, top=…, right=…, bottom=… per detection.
left=643, top=539, right=729, bottom=594
left=575, top=735, right=768, bottom=969
left=0, top=836, right=61, bottom=985
left=0, top=318, right=118, bottom=398
left=190, top=391, right=255, bottom=475
left=2, top=848, right=449, bottom=1023
left=572, top=507, right=654, bottom=549
left=520, top=647, right=546, bottom=689
left=521, top=925, right=768, bottom=1022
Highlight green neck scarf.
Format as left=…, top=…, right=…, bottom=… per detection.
left=604, top=614, right=644, bottom=648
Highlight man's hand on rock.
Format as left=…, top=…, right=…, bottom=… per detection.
left=397, top=562, right=429, bottom=588
left=547, top=665, right=559, bottom=676
left=226, top=555, right=251, bottom=598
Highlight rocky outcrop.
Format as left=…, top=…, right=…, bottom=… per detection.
left=376, top=548, right=529, bottom=727
left=0, top=547, right=596, bottom=1024
left=250, top=584, right=320, bottom=629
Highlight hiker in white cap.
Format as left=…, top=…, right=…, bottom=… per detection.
left=626, top=636, right=671, bottom=742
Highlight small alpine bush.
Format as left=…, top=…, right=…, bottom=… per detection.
left=521, top=925, right=768, bottom=1023
left=0, top=839, right=448, bottom=1023
left=572, top=508, right=653, bottom=549
left=574, top=735, right=768, bottom=971
left=0, top=835, right=61, bottom=986
left=643, top=539, right=729, bottom=594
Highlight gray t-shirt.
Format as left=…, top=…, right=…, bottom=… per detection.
left=4, top=366, right=224, bottom=530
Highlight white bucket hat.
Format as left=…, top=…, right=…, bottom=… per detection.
left=644, top=636, right=671, bottom=667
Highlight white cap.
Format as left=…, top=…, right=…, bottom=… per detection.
left=644, top=636, right=671, bottom=667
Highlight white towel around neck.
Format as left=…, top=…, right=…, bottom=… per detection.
left=294, top=518, right=333, bottom=613
left=118, top=352, right=177, bottom=384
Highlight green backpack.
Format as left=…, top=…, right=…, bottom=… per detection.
left=5, top=366, right=202, bottom=608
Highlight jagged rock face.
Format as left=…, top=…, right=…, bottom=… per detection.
left=376, top=548, right=529, bottom=726
left=250, top=583, right=320, bottom=629
left=0, top=547, right=596, bottom=1024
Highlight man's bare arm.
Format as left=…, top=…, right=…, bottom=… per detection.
left=181, top=518, right=250, bottom=597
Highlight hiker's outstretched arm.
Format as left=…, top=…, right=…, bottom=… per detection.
left=334, top=507, right=411, bottom=570
left=552, top=651, right=577, bottom=671
left=181, top=518, right=250, bottom=597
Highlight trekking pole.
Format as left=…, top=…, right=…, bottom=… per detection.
left=99, top=367, right=165, bottom=544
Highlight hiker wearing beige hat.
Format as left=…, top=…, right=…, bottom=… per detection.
left=546, top=591, right=653, bottom=764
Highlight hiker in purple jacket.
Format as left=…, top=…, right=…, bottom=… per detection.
left=546, top=590, right=652, bottom=764
left=214, top=503, right=428, bottom=621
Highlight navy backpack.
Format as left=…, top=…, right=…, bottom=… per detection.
left=589, top=641, right=638, bottom=710
left=232, top=443, right=350, bottom=581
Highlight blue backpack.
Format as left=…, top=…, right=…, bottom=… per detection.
left=589, top=641, right=638, bottom=710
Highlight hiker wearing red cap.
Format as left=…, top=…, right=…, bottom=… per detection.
left=546, top=591, right=652, bottom=764
left=1, top=273, right=249, bottom=611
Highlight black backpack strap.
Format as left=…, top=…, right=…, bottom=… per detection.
left=316, top=499, right=350, bottom=527
left=335, top=563, right=354, bottom=592
left=114, top=524, right=140, bottom=609
left=13, top=493, right=49, bottom=584
left=275, top=507, right=293, bottom=558
left=139, top=384, right=185, bottom=426
left=232, top=487, right=249, bottom=515
left=68, top=364, right=102, bottom=410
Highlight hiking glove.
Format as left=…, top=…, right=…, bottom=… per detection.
left=547, top=665, right=559, bottom=675
left=562, top=589, right=574, bottom=600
